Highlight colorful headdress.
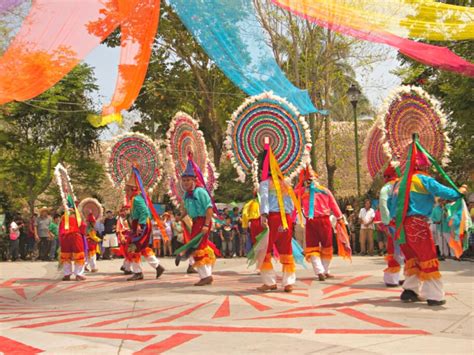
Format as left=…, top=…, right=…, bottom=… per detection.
left=382, top=164, right=398, bottom=182
left=363, top=118, right=389, bottom=178
left=181, top=159, right=197, bottom=178
left=106, top=132, right=162, bottom=191
left=415, top=150, right=431, bottom=169
left=380, top=86, right=450, bottom=171
left=106, top=133, right=168, bottom=241
left=54, top=163, right=81, bottom=228
left=166, top=112, right=218, bottom=206
left=225, top=92, right=311, bottom=183
left=78, top=198, right=103, bottom=222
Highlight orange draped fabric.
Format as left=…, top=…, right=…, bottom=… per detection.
left=0, top=0, right=160, bottom=125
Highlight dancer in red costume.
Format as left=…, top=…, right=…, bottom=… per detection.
left=59, top=205, right=86, bottom=281
left=393, top=149, right=467, bottom=306
left=117, top=206, right=132, bottom=275
left=125, top=171, right=165, bottom=281
left=179, top=159, right=217, bottom=286
left=299, top=167, right=344, bottom=281
left=379, top=164, right=404, bottom=287
left=84, top=213, right=100, bottom=273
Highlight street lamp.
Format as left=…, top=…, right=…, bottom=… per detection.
left=347, top=84, right=361, bottom=197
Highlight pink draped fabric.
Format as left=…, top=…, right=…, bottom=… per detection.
left=273, top=0, right=474, bottom=77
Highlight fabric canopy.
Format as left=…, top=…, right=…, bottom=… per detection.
left=273, top=0, right=474, bottom=77
left=0, top=0, right=24, bottom=15
left=0, top=0, right=160, bottom=126
left=168, top=0, right=318, bottom=115
left=273, top=0, right=474, bottom=41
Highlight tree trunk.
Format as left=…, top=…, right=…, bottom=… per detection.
left=28, top=199, right=35, bottom=218
left=324, top=114, right=336, bottom=191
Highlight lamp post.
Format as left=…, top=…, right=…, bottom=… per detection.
left=347, top=84, right=361, bottom=197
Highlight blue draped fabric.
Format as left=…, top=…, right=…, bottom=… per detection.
left=168, top=0, right=318, bottom=115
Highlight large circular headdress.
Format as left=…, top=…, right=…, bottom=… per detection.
left=225, top=92, right=311, bottom=181
left=381, top=86, right=450, bottom=168
left=166, top=111, right=218, bottom=206
left=78, top=198, right=104, bottom=221
left=54, top=163, right=76, bottom=211
left=106, top=132, right=162, bottom=190
left=363, top=119, right=389, bottom=178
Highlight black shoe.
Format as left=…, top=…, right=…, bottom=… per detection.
left=438, top=256, right=446, bottom=261
left=385, top=283, right=398, bottom=288
left=156, top=265, right=165, bottom=279
left=120, top=265, right=125, bottom=272
left=400, top=289, right=420, bottom=303
left=127, top=273, right=144, bottom=281
left=187, top=265, right=197, bottom=274
left=427, top=299, right=446, bottom=306
left=123, top=270, right=133, bottom=275
left=399, top=280, right=405, bottom=286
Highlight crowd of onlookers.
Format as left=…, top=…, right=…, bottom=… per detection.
left=2, top=197, right=473, bottom=262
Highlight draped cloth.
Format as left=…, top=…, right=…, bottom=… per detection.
left=0, top=0, right=161, bottom=127
left=273, top=0, right=474, bottom=41
left=168, top=0, right=318, bottom=115
left=272, top=0, right=474, bottom=77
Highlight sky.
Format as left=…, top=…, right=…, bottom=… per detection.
left=85, top=41, right=402, bottom=137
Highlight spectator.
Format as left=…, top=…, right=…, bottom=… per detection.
left=373, top=209, right=386, bottom=256
left=230, top=207, right=243, bottom=257
left=162, top=212, right=173, bottom=257
left=210, top=222, right=222, bottom=255
left=151, top=219, right=162, bottom=257
left=9, top=215, right=22, bottom=261
left=222, top=207, right=229, bottom=218
left=27, top=213, right=38, bottom=260
left=48, top=214, right=60, bottom=261
left=345, top=205, right=357, bottom=253
left=94, top=217, right=105, bottom=260
left=171, top=213, right=185, bottom=252
left=102, top=210, right=117, bottom=259
left=18, top=215, right=28, bottom=260
left=35, top=208, right=52, bottom=261
left=220, top=217, right=235, bottom=258
left=358, top=199, right=375, bottom=255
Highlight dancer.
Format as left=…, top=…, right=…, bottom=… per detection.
left=84, top=213, right=100, bottom=273
left=59, top=204, right=86, bottom=281
left=257, top=145, right=302, bottom=293
left=125, top=170, right=165, bottom=281
left=379, top=164, right=403, bottom=287
left=55, top=164, right=87, bottom=281
left=299, top=166, right=344, bottom=281
left=393, top=140, right=466, bottom=306
left=78, top=198, right=104, bottom=273
left=242, top=192, right=263, bottom=246
left=178, top=159, right=216, bottom=286
left=117, top=205, right=132, bottom=275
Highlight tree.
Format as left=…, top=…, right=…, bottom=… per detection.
left=0, top=64, right=105, bottom=214
left=213, top=161, right=254, bottom=203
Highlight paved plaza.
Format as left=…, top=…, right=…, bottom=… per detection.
left=0, top=256, right=472, bottom=354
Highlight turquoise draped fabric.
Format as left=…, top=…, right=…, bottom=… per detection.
left=168, top=0, right=318, bottom=115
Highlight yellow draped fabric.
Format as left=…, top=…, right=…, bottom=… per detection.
left=273, top=0, right=474, bottom=41
left=268, top=148, right=303, bottom=229
left=242, top=199, right=260, bottom=228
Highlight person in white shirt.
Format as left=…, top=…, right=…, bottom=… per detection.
left=9, top=218, right=21, bottom=261
left=358, top=199, right=375, bottom=255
